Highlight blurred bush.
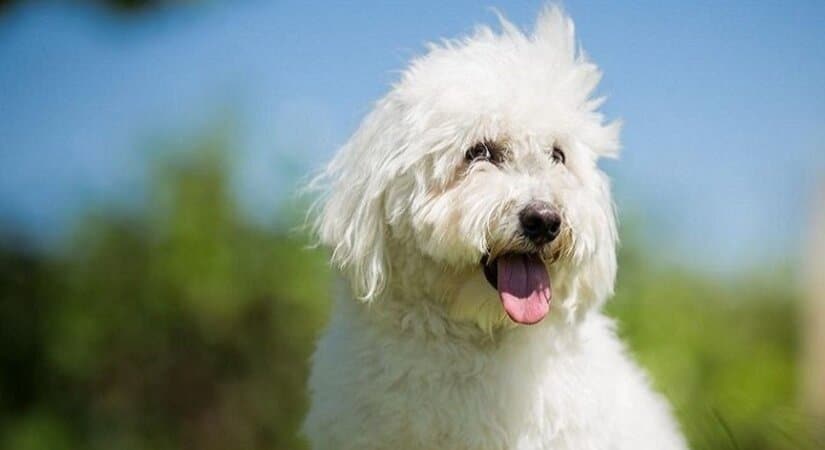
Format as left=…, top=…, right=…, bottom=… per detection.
left=609, top=235, right=820, bottom=449
left=0, top=135, right=330, bottom=450
left=0, top=135, right=819, bottom=449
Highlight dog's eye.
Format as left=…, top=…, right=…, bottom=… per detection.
left=465, top=142, right=493, bottom=163
left=551, top=146, right=566, bottom=165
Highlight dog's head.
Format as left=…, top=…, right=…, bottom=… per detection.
left=313, top=7, right=620, bottom=331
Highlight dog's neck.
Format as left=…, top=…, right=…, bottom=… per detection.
left=342, top=278, right=583, bottom=350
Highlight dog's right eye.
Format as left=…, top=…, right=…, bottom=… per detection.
left=465, top=142, right=494, bottom=163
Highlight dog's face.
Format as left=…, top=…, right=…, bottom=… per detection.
left=315, top=8, right=620, bottom=330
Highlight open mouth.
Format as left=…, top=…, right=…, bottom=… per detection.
left=481, top=253, right=552, bottom=325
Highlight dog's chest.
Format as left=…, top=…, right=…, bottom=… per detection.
left=377, top=343, right=601, bottom=449
left=306, top=317, right=610, bottom=450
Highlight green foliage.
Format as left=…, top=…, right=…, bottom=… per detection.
left=608, top=237, right=820, bottom=449
left=0, top=137, right=818, bottom=449
left=0, top=138, right=329, bottom=450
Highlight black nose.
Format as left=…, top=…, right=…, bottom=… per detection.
left=519, top=201, right=562, bottom=245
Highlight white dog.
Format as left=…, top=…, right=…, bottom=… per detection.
left=304, top=6, right=687, bottom=450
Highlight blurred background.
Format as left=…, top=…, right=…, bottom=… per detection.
left=1, top=1, right=823, bottom=449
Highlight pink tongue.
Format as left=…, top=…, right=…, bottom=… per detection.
left=497, top=254, right=551, bottom=324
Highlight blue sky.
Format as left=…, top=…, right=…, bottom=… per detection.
left=1, top=1, right=823, bottom=273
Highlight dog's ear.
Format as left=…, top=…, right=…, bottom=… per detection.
left=571, top=169, right=619, bottom=315
left=311, top=99, right=407, bottom=302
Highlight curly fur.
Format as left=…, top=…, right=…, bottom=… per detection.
left=304, top=6, right=687, bottom=449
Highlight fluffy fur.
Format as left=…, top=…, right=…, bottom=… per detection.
left=304, top=6, right=687, bottom=449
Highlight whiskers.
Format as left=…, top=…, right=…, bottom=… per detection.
left=485, top=225, right=574, bottom=266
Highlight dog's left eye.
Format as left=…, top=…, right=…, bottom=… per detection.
left=551, top=146, right=566, bottom=165
left=465, top=141, right=495, bottom=163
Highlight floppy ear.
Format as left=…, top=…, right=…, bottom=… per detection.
left=572, top=169, right=619, bottom=314
left=312, top=99, right=407, bottom=302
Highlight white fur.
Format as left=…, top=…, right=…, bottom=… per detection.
left=304, top=6, right=687, bottom=449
